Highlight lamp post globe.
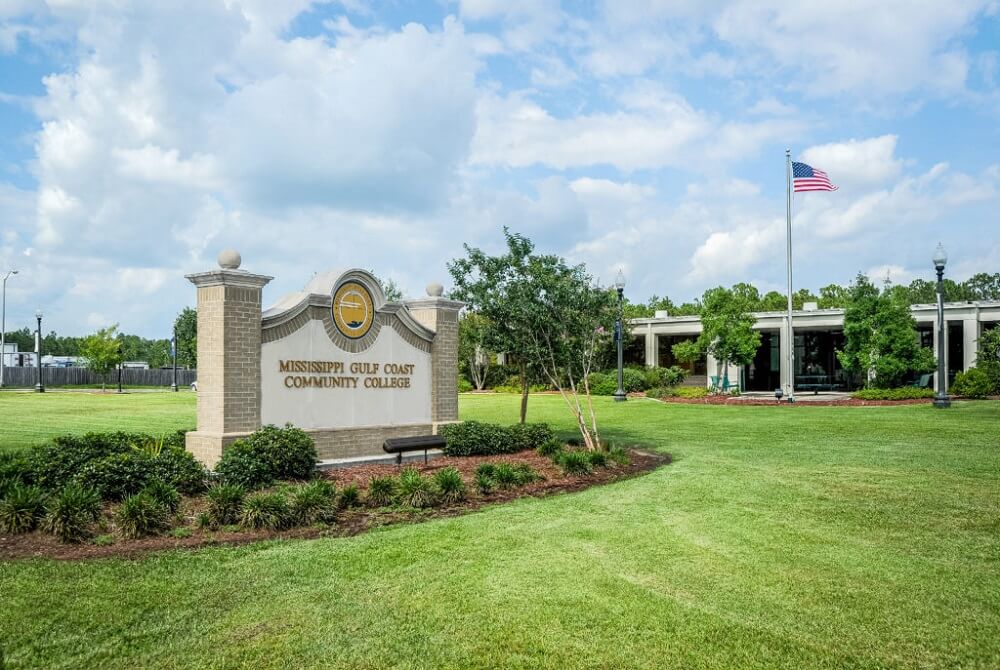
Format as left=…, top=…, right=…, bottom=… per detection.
left=932, top=243, right=950, bottom=409
left=613, top=269, right=627, bottom=403
left=34, top=309, right=44, bottom=393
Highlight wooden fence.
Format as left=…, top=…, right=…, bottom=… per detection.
left=0, top=367, right=197, bottom=388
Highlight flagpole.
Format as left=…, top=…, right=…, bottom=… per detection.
left=785, top=148, right=795, bottom=402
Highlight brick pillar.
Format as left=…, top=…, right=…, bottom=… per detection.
left=405, top=286, right=463, bottom=426
left=184, top=252, right=272, bottom=467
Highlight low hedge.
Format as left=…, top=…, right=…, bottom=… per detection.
left=440, top=421, right=554, bottom=457
left=852, top=387, right=935, bottom=400
left=950, top=368, right=994, bottom=398
left=215, top=424, right=317, bottom=489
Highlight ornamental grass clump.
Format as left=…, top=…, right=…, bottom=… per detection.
left=536, top=438, right=564, bottom=458
left=42, top=484, right=102, bottom=543
left=290, top=480, right=337, bottom=525
left=140, top=480, right=181, bottom=514
left=398, top=468, right=436, bottom=508
left=0, top=483, right=47, bottom=534
left=587, top=450, right=609, bottom=469
left=433, top=467, right=466, bottom=504
left=492, top=463, right=520, bottom=489
left=366, top=476, right=398, bottom=507
left=207, top=483, right=245, bottom=527
left=512, top=463, right=541, bottom=485
left=115, top=492, right=170, bottom=539
left=557, top=451, right=593, bottom=476
left=608, top=445, right=631, bottom=466
left=337, top=484, right=362, bottom=509
left=239, top=492, right=291, bottom=530
left=474, top=471, right=494, bottom=495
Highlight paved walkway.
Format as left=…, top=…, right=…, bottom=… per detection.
left=739, top=391, right=852, bottom=403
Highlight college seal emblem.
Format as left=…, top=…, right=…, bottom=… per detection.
left=332, top=280, right=375, bottom=339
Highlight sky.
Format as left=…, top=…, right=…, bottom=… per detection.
left=0, top=0, right=998, bottom=338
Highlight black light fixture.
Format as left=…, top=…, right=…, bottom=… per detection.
left=774, top=387, right=783, bottom=403
left=34, top=309, right=44, bottom=393
left=613, top=269, right=627, bottom=403
left=932, top=243, right=951, bottom=409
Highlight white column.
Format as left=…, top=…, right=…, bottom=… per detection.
left=778, top=319, right=791, bottom=390
left=645, top=326, right=657, bottom=368
left=963, top=319, right=979, bottom=371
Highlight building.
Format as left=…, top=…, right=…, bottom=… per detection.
left=629, top=300, right=1000, bottom=392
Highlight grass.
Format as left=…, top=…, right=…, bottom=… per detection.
left=2, top=394, right=1000, bottom=668
left=0, top=391, right=195, bottom=452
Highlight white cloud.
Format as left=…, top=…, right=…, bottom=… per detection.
left=801, top=135, right=903, bottom=186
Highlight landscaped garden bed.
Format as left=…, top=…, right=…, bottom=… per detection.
left=0, top=424, right=667, bottom=561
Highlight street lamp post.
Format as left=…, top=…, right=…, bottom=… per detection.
left=932, top=243, right=951, bottom=409
left=613, top=269, right=627, bottom=403
left=117, top=343, right=124, bottom=394
left=34, top=309, right=44, bottom=393
left=1, top=269, right=18, bottom=389
left=170, top=326, right=178, bottom=392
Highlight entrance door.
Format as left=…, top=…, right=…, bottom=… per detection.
left=747, top=332, right=780, bottom=391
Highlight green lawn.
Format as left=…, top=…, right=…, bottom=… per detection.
left=0, top=391, right=195, bottom=452
left=2, top=394, right=1000, bottom=669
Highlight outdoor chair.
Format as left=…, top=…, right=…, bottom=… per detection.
left=911, top=374, right=932, bottom=388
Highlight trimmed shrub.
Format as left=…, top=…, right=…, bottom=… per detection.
left=557, top=451, right=593, bottom=476
left=951, top=368, right=994, bottom=399
left=140, top=480, right=181, bottom=514
left=441, top=421, right=509, bottom=457
left=0, top=452, right=33, bottom=497
left=622, top=368, right=648, bottom=392
left=290, top=480, right=337, bottom=525
left=366, top=476, right=398, bottom=507
left=215, top=424, right=317, bottom=489
left=587, top=450, right=609, bottom=468
left=27, top=432, right=136, bottom=491
left=433, top=467, right=466, bottom=503
left=441, top=422, right=553, bottom=457
left=0, top=483, right=47, bottom=534
left=586, top=372, right=617, bottom=396
left=458, top=377, right=474, bottom=393
left=644, top=366, right=686, bottom=389
left=492, top=463, right=519, bottom=489
left=207, top=483, right=245, bottom=527
left=338, top=484, right=362, bottom=509
left=669, top=386, right=710, bottom=399
left=398, top=468, right=436, bottom=508
left=116, top=493, right=170, bottom=539
left=42, top=484, right=101, bottom=543
left=74, top=452, right=155, bottom=501
left=474, top=471, right=494, bottom=495
left=537, top=438, right=564, bottom=458
left=240, top=492, right=291, bottom=530
left=852, top=387, right=935, bottom=401
left=508, top=423, right=554, bottom=452
left=152, top=447, right=208, bottom=495
left=645, top=386, right=671, bottom=399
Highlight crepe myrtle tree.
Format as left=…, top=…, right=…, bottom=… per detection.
left=458, top=311, right=492, bottom=391
left=449, top=229, right=539, bottom=423
left=514, top=252, right=618, bottom=451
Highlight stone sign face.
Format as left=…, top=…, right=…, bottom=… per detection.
left=184, top=255, right=461, bottom=467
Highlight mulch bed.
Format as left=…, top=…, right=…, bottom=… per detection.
left=0, top=448, right=668, bottom=561
left=653, top=396, right=934, bottom=406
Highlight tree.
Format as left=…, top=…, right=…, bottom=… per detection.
left=449, top=229, right=539, bottom=424
left=80, top=325, right=124, bottom=391
left=837, top=274, right=935, bottom=389
left=174, top=308, right=197, bottom=369
left=974, top=326, right=1000, bottom=393
left=378, top=277, right=404, bottom=302
left=818, top=284, right=850, bottom=309
left=515, top=251, right=617, bottom=450
left=697, top=286, right=761, bottom=385
left=458, top=312, right=492, bottom=391
left=759, top=291, right=787, bottom=312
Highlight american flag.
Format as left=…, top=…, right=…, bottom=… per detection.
left=792, top=161, right=838, bottom=192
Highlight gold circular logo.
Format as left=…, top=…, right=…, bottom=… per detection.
left=332, top=281, right=375, bottom=339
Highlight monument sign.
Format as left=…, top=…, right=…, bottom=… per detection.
left=184, top=251, right=461, bottom=466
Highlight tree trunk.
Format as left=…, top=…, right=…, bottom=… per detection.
left=519, top=362, right=529, bottom=424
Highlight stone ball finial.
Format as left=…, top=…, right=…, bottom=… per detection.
left=426, top=281, right=444, bottom=297
left=217, top=249, right=241, bottom=270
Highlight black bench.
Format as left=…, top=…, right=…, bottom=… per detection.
left=798, top=383, right=837, bottom=394
left=383, top=435, right=446, bottom=465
